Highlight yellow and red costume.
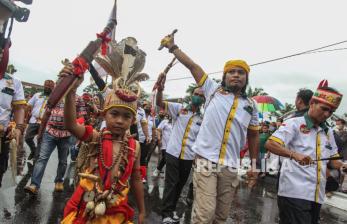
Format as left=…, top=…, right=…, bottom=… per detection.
left=61, top=127, right=137, bottom=224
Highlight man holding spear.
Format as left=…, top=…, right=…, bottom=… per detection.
left=159, top=32, right=260, bottom=224
left=156, top=57, right=204, bottom=224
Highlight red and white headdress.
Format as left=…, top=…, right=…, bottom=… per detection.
left=312, top=79, right=343, bottom=109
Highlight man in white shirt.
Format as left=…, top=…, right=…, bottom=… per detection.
left=25, top=80, right=54, bottom=160
left=156, top=76, right=204, bottom=224
left=266, top=81, right=347, bottom=224
left=0, top=72, right=26, bottom=187
left=159, top=33, right=260, bottom=224
left=153, top=115, right=173, bottom=177
left=136, top=101, right=153, bottom=183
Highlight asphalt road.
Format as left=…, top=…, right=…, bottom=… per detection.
left=1, top=146, right=347, bottom=224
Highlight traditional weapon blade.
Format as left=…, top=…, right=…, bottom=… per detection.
left=9, top=137, right=17, bottom=184
left=39, top=1, right=117, bottom=137
left=47, top=0, right=117, bottom=110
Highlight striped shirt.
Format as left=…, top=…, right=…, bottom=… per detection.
left=46, top=96, right=86, bottom=138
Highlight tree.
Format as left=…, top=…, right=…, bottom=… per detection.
left=182, top=83, right=197, bottom=104
left=6, top=64, right=17, bottom=74
left=270, top=103, right=295, bottom=119
left=24, top=86, right=41, bottom=99
left=140, top=87, right=150, bottom=102
left=185, top=83, right=198, bottom=95
left=83, top=83, right=99, bottom=95
left=246, top=86, right=268, bottom=97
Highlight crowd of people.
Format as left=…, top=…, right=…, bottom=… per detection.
left=1, top=25, right=347, bottom=224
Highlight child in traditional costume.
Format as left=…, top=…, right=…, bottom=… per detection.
left=60, top=60, right=146, bottom=223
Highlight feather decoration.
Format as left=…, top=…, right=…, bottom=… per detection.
left=120, top=38, right=138, bottom=85
left=126, top=49, right=146, bottom=81
left=125, top=72, right=149, bottom=86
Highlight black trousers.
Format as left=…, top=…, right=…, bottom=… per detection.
left=140, top=142, right=152, bottom=166
left=278, top=196, right=321, bottom=224
left=0, top=136, right=10, bottom=187
left=157, top=150, right=166, bottom=171
left=161, top=153, right=193, bottom=218
left=25, top=123, right=40, bottom=155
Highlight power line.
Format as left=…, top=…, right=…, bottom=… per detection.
left=145, top=40, right=347, bottom=82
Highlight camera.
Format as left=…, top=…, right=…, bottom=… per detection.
left=0, top=0, right=32, bottom=26
left=0, top=0, right=32, bottom=77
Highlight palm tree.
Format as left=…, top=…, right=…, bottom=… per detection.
left=6, top=64, right=17, bottom=74
left=185, top=83, right=198, bottom=95
left=246, top=87, right=268, bottom=97
left=270, top=103, right=295, bottom=119
left=280, top=103, right=295, bottom=114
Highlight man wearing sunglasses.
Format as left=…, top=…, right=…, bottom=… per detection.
left=266, top=80, right=347, bottom=224
left=156, top=76, right=204, bottom=224
left=160, top=34, right=260, bottom=224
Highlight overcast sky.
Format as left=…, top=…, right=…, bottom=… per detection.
left=9, top=0, right=347, bottom=115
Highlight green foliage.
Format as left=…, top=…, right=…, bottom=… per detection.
left=185, top=83, right=198, bottom=95
left=270, top=103, right=296, bottom=118
left=24, top=86, right=42, bottom=99
left=83, top=83, right=99, bottom=95
left=6, top=64, right=17, bottom=74
left=246, top=86, right=268, bottom=97
left=140, top=88, right=150, bottom=102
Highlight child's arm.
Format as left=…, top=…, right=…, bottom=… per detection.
left=130, top=144, right=145, bottom=223
left=64, top=85, right=88, bottom=140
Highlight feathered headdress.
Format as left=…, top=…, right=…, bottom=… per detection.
left=95, top=37, right=149, bottom=115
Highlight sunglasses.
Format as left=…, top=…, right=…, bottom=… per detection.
left=227, top=69, right=247, bottom=76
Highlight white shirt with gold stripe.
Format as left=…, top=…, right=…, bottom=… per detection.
left=269, top=113, right=339, bottom=204
left=192, top=76, right=260, bottom=167
left=28, top=92, right=48, bottom=124
left=137, top=108, right=154, bottom=143
left=164, top=101, right=202, bottom=160
left=0, top=73, right=26, bottom=129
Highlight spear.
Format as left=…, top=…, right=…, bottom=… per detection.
left=37, top=0, right=118, bottom=142
left=152, top=57, right=177, bottom=92
left=47, top=0, right=117, bottom=109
